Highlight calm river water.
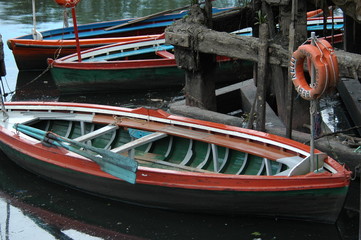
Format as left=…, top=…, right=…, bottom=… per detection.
left=0, top=0, right=359, bottom=239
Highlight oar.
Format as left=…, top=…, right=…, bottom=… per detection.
left=14, top=124, right=137, bottom=184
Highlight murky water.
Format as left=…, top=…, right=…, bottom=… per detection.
left=0, top=0, right=359, bottom=239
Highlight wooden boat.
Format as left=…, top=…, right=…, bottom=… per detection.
left=307, top=16, right=344, bottom=33
left=0, top=101, right=351, bottom=223
left=7, top=8, right=230, bottom=71
left=47, top=36, right=244, bottom=94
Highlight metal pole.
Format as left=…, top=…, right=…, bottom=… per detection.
left=0, top=77, right=8, bottom=121
left=32, top=0, right=38, bottom=40
left=310, top=32, right=316, bottom=171
left=71, top=7, right=82, bottom=62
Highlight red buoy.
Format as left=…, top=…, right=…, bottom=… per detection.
left=54, top=0, right=80, bottom=8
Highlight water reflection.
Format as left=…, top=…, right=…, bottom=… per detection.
left=0, top=151, right=354, bottom=240
left=12, top=70, right=184, bottom=109
left=0, top=0, right=240, bottom=25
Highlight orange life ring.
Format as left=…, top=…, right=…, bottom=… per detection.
left=54, top=0, right=80, bottom=8
left=290, top=44, right=327, bottom=100
left=316, top=39, right=339, bottom=92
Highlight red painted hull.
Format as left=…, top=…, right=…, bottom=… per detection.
left=7, top=8, right=229, bottom=70
left=8, top=35, right=161, bottom=71
left=0, top=102, right=351, bottom=223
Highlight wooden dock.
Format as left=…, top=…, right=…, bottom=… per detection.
left=170, top=79, right=361, bottom=175
left=338, top=78, right=361, bottom=136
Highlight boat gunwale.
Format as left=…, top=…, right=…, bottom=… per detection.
left=51, top=58, right=177, bottom=70
left=8, top=34, right=161, bottom=48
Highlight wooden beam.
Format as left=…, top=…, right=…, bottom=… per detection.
left=166, top=24, right=361, bottom=79
left=166, top=25, right=290, bottom=66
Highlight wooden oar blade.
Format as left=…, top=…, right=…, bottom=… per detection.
left=64, top=137, right=138, bottom=173
left=100, top=161, right=137, bottom=184
left=14, top=124, right=138, bottom=184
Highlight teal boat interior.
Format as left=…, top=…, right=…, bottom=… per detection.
left=28, top=118, right=292, bottom=176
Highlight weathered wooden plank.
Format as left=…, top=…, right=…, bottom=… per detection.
left=166, top=25, right=361, bottom=79
left=166, top=25, right=290, bottom=67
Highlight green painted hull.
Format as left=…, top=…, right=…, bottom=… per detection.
left=51, top=61, right=250, bottom=94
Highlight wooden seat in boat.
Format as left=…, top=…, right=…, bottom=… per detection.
left=275, top=153, right=326, bottom=176
left=155, top=50, right=174, bottom=59
left=73, top=124, right=118, bottom=142
left=83, top=45, right=174, bottom=62
left=111, top=132, right=167, bottom=154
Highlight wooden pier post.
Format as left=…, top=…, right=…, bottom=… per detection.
left=274, top=0, right=308, bottom=133
left=167, top=3, right=217, bottom=110
left=344, top=14, right=361, bottom=54
left=255, top=23, right=268, bottom=131
left=286, top=0, right=298, bottom=138
left=0, top=34, right=6, bottom=77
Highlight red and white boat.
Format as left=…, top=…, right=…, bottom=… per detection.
left=0, top=101, right=351, bottom=223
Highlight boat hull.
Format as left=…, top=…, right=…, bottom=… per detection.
left=0, top=102, right=351, bottom=223
left=8, top=35, right=161, bottom=71
left=8, top=8, right=231, bottom=70
left=50, top=59, right=247, bottom=94
left=0, top=140, right=348, bottom=223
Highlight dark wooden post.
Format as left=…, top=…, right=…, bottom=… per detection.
left=204, top=0, right=213, bottom=28
left=167, top=3, right=217, bottom=111
left=286, top=0, right=297, bottom=138
left=0, top=35, right=6, bottom=77
left=271, top=0, right=307, bottom=135
left=255, top=23, right=269, bottom=131
left=344, top=14, right=361, bottom=54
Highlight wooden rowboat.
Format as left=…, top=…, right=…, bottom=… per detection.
left=7, top=8, right=229, bottom=71
left=47, top=36, right=244, bottom=94
left=0, top=101, right=351, bottom=223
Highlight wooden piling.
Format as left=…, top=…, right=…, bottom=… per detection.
left=167, top=4, right=217, bottom=110
left=344, top=14, right=361, bottom=54
left=255, top=23, right=268, bottom=131
left=286, top=0, right=297, bottom=138
left=0, top=34, right=6, bottom=77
